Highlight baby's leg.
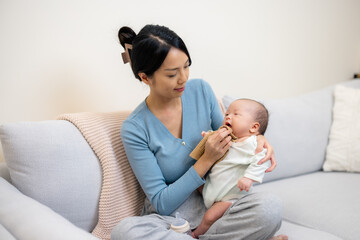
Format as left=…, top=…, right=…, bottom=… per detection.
left=192, top=201, right=232, bottom=239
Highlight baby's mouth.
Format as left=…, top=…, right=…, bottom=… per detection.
left=221, top=124, right=237, bottom=140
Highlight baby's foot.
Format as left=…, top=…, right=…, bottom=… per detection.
left=191, top=231, right=199, bottom=239
left=269, top=235, right=288, bottom=240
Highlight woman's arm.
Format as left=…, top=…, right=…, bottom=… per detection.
left=256, top=135, right=277, bottom=173
left=200, top=79, right=224, bottom=130
left=121, top=121, right=204, bottom=216
left=193, top=128, right=233, bottom=177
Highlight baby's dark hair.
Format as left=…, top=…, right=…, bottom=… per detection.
left=118, top=24, right=192, bottom=82
left=239, top=98, right=269, bottom=135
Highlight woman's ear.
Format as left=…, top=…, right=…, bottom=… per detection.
left=249, top=122, right=260, bottom=134
left=138, top=72, right=150, bottom=85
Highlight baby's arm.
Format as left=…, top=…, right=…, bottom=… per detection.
left=238, top=150, right=271, bottom=191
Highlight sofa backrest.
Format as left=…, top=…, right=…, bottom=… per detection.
left=223, top=79, right=360, bottom=183
left=0, top=120, right=102, bottom=232
left=2, top=79, right=360, bottom=231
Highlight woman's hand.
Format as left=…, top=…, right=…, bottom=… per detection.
left=203, top=128, right=232, bottom=162
left=256, top=135, right=276, bottom=173
left=194, top=128, right=232, bottom=178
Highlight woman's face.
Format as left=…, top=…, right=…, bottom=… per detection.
left=146, top=47, right=190, bottom=100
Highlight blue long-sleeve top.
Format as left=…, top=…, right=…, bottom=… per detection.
left=121, top=79, right=223, bottom=215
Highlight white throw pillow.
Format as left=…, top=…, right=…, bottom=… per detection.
left=323, top=85, right=360, bottom=172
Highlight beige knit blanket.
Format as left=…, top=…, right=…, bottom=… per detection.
left=58, top=112, right=145, bottom=240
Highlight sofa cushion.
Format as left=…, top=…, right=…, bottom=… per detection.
left=254, top=172, right=360, bottom=240
left=323, top=85, right=360, bottom=172
left=276, top=220, right=342, bottom=240
left=0, top=178, right=98, bottom=240
left=0, top=162, right=11, bottom=183
left=222, top=79, right=360, bottom=182
left=0, top=223, right=16, bottom=240
left=58, top=111, right=146, bottom=239
left=223, top=87, right=334, bottom=182
left=0, top=120, right=102, bottom=232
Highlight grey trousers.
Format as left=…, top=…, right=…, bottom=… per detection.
left=111, top=191, right=282, bottom=240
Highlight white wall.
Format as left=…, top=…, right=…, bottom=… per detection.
left=1, top=0, right=360, bottom=162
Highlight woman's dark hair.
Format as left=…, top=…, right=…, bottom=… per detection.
left=118, top=24, right=192, bottom=81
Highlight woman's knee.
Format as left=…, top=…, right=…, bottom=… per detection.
left=255, top=192, right=283, bottom=230
left=111, top=214, right=177, bottom=240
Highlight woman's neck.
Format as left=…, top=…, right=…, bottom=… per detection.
left=146, top=94, right=182, bottom=113
left=145, top=94, right=183, bottom=139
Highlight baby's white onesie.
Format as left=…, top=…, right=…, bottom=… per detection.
left=202, top=135, right=270, bottom=208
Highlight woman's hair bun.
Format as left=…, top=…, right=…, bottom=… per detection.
left=118, top=26, right=136, bottom=48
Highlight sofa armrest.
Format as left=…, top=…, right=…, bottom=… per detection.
left=0, top=178, right=99, bottom=240
left=0, top=223, right=16, bottom=240
left=0, top=162, right=11, bottom=183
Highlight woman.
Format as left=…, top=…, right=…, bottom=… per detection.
left=111, top=24, right=285, bottom=240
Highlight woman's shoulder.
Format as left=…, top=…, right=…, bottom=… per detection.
left=185, top=79, right=213, bottom=97
left=186, top=78, right=210, bottom=88
left=121, top=101, right=148, bottom=135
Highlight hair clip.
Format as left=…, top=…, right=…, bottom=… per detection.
left=121, top=43, right=133, bottom=64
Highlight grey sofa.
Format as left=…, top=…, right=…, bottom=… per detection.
left=1, top=79, right=359, bottom=240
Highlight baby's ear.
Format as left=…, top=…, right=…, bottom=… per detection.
left=249, top=122, right=260, bottom=134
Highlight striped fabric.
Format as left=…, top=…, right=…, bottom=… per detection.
left=58, top=112, right=145, bottom=240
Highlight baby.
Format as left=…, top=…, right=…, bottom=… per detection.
left=192, top=98, right=271, bottom=238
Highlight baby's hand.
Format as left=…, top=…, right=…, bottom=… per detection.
left=237, top=177, right=254, bottom=192
left=201, top=130, right=213, bottom=137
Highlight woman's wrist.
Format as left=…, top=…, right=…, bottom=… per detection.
left=193, top=155, right=214, bottom=178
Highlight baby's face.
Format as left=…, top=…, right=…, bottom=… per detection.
left=223, top=100, right=257, bottom=139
